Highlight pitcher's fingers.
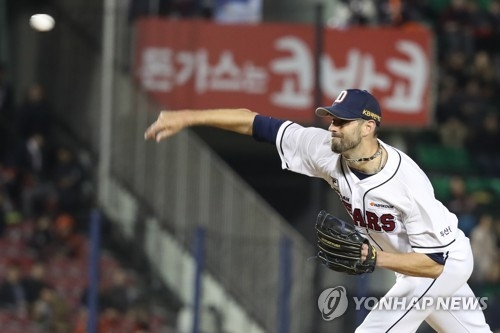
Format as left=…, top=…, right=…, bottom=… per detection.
left=155, top=129, right=171, bottom=142
left=361, top=243, right=368, bottom=256
left=144, top=123, right=160, bottom=140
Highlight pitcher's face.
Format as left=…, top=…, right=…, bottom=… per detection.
left=328, top=118, right=363, bottom=154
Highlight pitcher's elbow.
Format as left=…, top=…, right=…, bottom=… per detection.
left=429, top=265, right=444, bottom=279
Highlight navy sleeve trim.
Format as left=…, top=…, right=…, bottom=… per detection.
left=411, top=239, right=455, bottom=249
left=252, top=115, right=285, bottom=144
left=425, top=252, right=445, bottom=265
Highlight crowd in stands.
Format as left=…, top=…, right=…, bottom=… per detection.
left=128, top=0, right=213, bottom=20
left=0, top=67, right=171, bottom=332
left=426, top=0, right=500, bottom=295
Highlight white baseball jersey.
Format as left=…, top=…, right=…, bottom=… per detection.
left=274, top=121, right=492, bottom=332
left=276, top=122, right=461, bottom=256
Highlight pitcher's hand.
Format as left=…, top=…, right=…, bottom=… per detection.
left=361, top=243, right=368, bottom=263
left=144, top=111, right=190, bottom=142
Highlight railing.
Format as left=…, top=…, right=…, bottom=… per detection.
left=111, top=83, right=315, bottom=332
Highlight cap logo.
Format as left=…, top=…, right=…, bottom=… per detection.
left=334, top=90, right=348, bottom=103
left=362, top=109, right=381, bottom=122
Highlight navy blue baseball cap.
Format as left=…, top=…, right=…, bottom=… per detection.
left=315, top=89, right=382, bottom=126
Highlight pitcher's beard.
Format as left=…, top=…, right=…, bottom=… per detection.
left=330, top=136, right=361, bottom=154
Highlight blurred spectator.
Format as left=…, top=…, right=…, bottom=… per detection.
left=470, top=213, right=500, bottom=284
left=0, top=190, right=9, bottom=236
left=128, top=0, right=172, bottom=20
left=27, top=215, right=55, bottom=261
left=484, top=0, right=500, bottom=54
left=128, top=0, right=212, bottom=19
left=342, top=0, right=378, bottom=25
left=213, top=0, right=260, bottom=23
left=468, top=51, right=497, bottom=99
left=21, top=262, right=50, bottom=306
left=396, top=0, right=432, bottom=26
left=466, top=111, right=500, bottom=176
left=0, top=62, right=15, bottom=163
left=72, top=308, right=88, bottom=333
left=328, top=0, right=378, bottom=27
left=435, top=75, right=461, bottom=124
left=16, top=133, right=53, bottom=182
left=131, top=307, right=153, bottom=333
left=442, top=51, right=469, bottom=90
left=32, top=286, right=71, bottom=333
left=134, top=322, right=151, bottom=333
left=98, top=308, right=121, bottom=333
left=438, top=0, right=474, bottom=57
left=458, top=79, right=489, bottom=127
left=101, top=268, right=137, bottom=314
left=0, top=262, right=28, bottom=315
left=468, top=0, right=498, bottom=53
left=18, top=133, right=57, bottom=218
left=16, top=83, right=52, bottom=140
left=171, top=0, right=204, bottom=17
left=438, top=116, right=468, bottom=148
left=0, top=163, right=23, bottom=213
left=52, top=146, right=85, bottom=215
left=0, top=62, right=14, bottom=125
left=445, top=176, right=477, bottom=236
left=51, top=213, right=85, bottom=259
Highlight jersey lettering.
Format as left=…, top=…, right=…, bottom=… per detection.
left=366, top=211, right=382, bottom=231
left=352, top=209, right=366, bottom=228
left=351, top=208, right=396, bottom=232
left=380, top=214, right=396, bottom=232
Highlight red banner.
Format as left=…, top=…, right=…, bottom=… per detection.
left=135, top=19, right=433, bottom=127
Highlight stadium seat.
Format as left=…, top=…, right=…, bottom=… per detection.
left=415, top=144, right=475, bottom=174
left=430, top=175, right=451, bottom=201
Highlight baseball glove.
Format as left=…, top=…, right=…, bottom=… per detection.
left=315, top=210, right=377, bottom=275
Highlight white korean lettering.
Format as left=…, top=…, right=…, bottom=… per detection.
left=140, top=47, right=174, bottom=91
left=192, top=50, right=268, bottom=94
left=241, top=62, right=268, bottom=94
left=321, top=49, right=389, bottom=101
left=270, top=36, right=313, bottom=108
left=209, top=51, right=242, bottom=91
left=175, top=51, right=196, bottom=85
left=321, top=49, right=361, bottom=97
left=384, top=40, right=428, bottom=113
left=357, top=53, right=390, bottom=92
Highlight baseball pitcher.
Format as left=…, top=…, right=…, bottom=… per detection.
left=144, top=89, right=492, bottom=332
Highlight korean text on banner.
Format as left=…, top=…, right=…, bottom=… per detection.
left=135, top=19, right=433, bottom=127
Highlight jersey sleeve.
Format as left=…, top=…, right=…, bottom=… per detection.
left=275, top=121, right=337, bottom=181
left=252, top=115, right=285, bottom=144
left=400, top=163, right=458, bottom=254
